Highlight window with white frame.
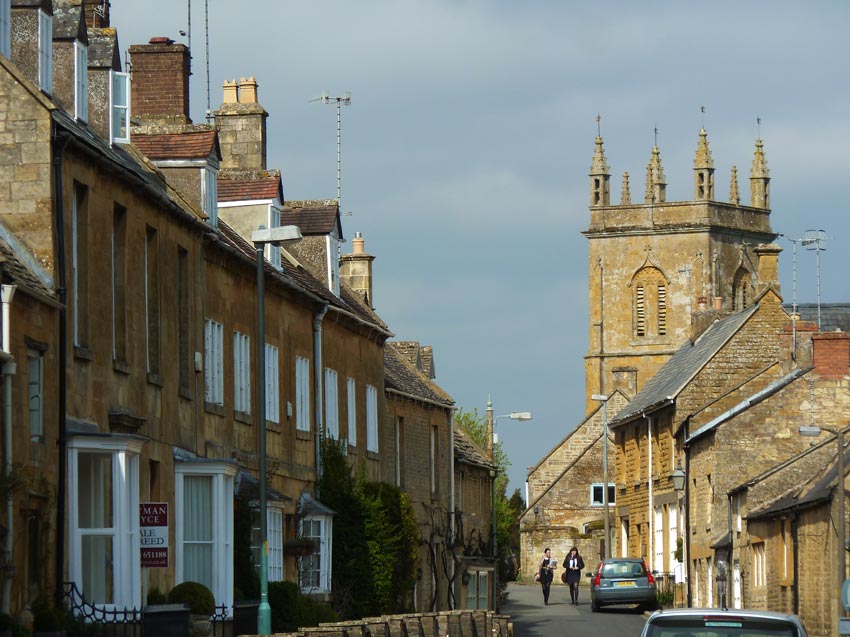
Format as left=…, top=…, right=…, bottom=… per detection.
left=299, top=515, right=332, bottom=593
left=590, top=483, right=616, bottom=507
left=269, top=206, right=282, bottom=270
left=68, top=436, right=142, bottom=610
left=233, top=331, right=250, bottom=414
left=326, top=236, right=340, bottom=296
left=202, top=166, right=218, bottom=227
left=707, top=559, right=713, bottom=607
left=0, top=0, right=10, bottom=58
left=38, top=9, right=51, bottom=93
left=668, top=504, right=679, bottom=568
left=204, top=319, right=223, bottom=405
left=295, top=356, right=310, bottom=431
left=265, top=344, right=279, bottom=423
left=654, top=506, right=664, bottom=571
left=109, top=71, right=130, bottom=143
left=394, top=417, right=403, bottom=487
left=27, top=350, right=44, bottom=442
left=735, top=493, right=742, bottom=533
left=74, top=40, right=88, bottom=121
left=430, top=425, right=437, bottom=494
left=366, top=384, right=378, bottom=452
left=465, top=569, right=491, bottom=610
left=324, top=368, right=338, bottom=439
left=251, top=505, right=284, bottom=582
left=346, top=378, right=356, bottom=446
left=176, top=462, right=235, bottom=610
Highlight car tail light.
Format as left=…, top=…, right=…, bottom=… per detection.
left=593, top=567, right=601, bottom=587
left=643, top=560, right=655, bottom=585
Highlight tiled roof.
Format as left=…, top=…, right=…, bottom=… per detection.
left=391, top=341, right=422, bottom=368
left=384, top=344, right=452, bottom=407
left=131, top=130, right=219, bottom=161
left=791, top=303, right=850, bottom=332
left=218, top=173, right=281, bottom=202
left=281, top=200, right=340, bottom=237
left=611, top=305, right=759, bottom=426
left=420, top=345, right=435, bottom=379
left=454, top=427, right=495, bottom=470
left=87, top=28, right=119, bottom=69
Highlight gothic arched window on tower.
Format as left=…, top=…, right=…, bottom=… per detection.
left=632, top=266, right=668, bottom=339
left=732, top=266, right=751, bottom=311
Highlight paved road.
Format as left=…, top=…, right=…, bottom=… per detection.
left=501, top=582, right=647, bottom=637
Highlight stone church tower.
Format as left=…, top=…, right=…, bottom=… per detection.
left=583, top=130, right=777, bottom=413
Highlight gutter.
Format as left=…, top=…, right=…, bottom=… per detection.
left=385, top=387, right=453, bottom=410
left=313, top=304, right=329, bottom=491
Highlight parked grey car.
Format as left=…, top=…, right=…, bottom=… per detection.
left=640, top=608, right=808, bottom=637
left=587, top=557, right=657, bottom=612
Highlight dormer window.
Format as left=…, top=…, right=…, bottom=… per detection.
left=109, top=71, right=130, bottom=143
left=327, top=235, right=340, bottom=296
left=74, top=40, right=87, bottom=121
left=38, top=9, right=52, bottom=93
left=0, top=0, right=10, bottom=58
left=201, top=165, right=218, bottom=227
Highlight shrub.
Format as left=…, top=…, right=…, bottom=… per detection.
left=146, top=588, right=167, bottom=606
left=32, top=608, right=66, bottom=632
left=267, top=582, right=337, bottom=632
left=168, top=582, right=215, bottom=616
left=0, top=612, right=13, bottom=631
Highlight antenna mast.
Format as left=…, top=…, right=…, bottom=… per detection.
left=310, top=91, right=352, bottom=204
left=802, top=229, right=828, bottom=331
left=204, top=0, right=211, bottom=121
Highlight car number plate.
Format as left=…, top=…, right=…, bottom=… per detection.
left=614, top=581, right=636, bottom=587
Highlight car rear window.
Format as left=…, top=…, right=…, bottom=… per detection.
left=602, top=562, right=645, bottom=578
left=644, top=616, right=802, bottom=637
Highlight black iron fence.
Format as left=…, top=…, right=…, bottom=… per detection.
left=63, top=583, right=257, bottom=637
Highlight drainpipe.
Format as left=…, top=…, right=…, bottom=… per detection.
left=449, top=405, right=456, bottom=609
left=1, top=284, right=15, bottom=614
left=313, top=304, right=328, bottom=493
left=684, top=428, right=692, bottom=608
left=647, top=414, right=653, bottom=568
left=791, top=507, right=799, bottom=615
left=52, top=129, right=71, bottom=604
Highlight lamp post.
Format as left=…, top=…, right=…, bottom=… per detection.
left=591, top=394, right=611, bottom=558
left=800, top=425, right=846, bottom=616
left=251, top=225, right=302, bottom=635
left=671, top=464, right=686, bottom=608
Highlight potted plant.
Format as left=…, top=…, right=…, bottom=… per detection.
left=282, top=537, right=318, bottom=556
left=168, top=582, right=215, bottom=637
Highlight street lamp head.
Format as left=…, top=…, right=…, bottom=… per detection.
left=591, top=393, right=609, bottom=402
left=799, top=425, right=823, bottom=437
left=251, top=225, right=303, bottom=247
left=509, top=412, right=532, bottom=421
left=671, top=464, right=686, bottom=491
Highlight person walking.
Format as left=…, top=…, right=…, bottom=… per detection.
left=563, top=547, right=585, bottom=605
left=536, top=547, right=556, bottom=605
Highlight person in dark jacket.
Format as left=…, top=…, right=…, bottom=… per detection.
left=563, top=546, right=585, bottom=604
left=537, top=547, right=556, bottom=605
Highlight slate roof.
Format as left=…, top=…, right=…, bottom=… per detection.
left=791, top=303, right=850, bottom=332
left=0, top=237, right=55, bottom=300
left=420, top=346, right=435, bottom=379
left=391, top=341, right=422, bottom=368
left=384, top=343, right=452, bottom=407
left=610, top=304, right=759, bottom=427
left=87, top=27, right=120, bottom=69
left=454, top=426, right=495, bottom=471
left=131, top=130, right=219, bottom=161
left=218, top=172, right=281, bottom=202
left=52, top=2, right=86, bottom=41
left=281, top=200, right=341, bottom=238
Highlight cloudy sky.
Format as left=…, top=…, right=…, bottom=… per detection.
left=113, top=1, right=850, bottom=498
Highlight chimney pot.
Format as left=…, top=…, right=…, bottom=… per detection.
left=713, top=296, right=723, bottom=311
left=698, top=296, right=707, bottom=310
left=149, top=36, right=174, bottom=45
left=239, top=77, right=259, bottom=104
left=222, top=80, right=239, bottom=104
left=352, top=233, right=365, bottom=255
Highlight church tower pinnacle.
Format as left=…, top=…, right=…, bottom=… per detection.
left=750, top=138, right=770, bottom=208
left=589, top=135, right=611, bottom=207
left=693, top=128, right=715, bottom=200
left=644, top=145, right=666, bottom=204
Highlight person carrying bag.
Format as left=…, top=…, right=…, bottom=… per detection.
left=536, top=547, right=556, bottom=605
left=562, top=547, right=585, bottom=605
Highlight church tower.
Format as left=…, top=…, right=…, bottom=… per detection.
left=583, top=129, right=778, bottom=413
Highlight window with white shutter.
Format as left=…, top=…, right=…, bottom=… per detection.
left=74, top=40, right=88, bottom=121
left=0, top=0, right=10, bottom=59
left=204, top=320, right=224, bottom=405
left=38, top=10, right=51, bottom=93
left=295, top=356, right=310, bottom=431
left=346, top=378, right=356, bottom=446
left=109, top=71, right=130, bottom=143
left=265, top=344, right=279, bottom=423
left=366, top=384, right=378, bottom=452
left=324, top=368, right=338, bottom=439
left=202, top=167, right=218, bottom=227
left=233, top=332, right=250, bottom=414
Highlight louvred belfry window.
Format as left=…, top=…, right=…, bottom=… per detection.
left=633, top=266, right=668, bottom=338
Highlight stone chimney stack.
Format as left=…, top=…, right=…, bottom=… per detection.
left=213, top=77, right=268, bottom=171
left=755, top=243, right=782, bottom=295
left=340, top=232, right=375, bottom=308
left=812, top=332, right=850, bottom=379
left=128, top=38, right=191, bottom=125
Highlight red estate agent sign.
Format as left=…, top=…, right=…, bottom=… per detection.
left=140, top=502, right=169, bottom=568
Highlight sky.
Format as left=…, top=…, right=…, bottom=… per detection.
left=112, top=1, right=850, bottom=499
